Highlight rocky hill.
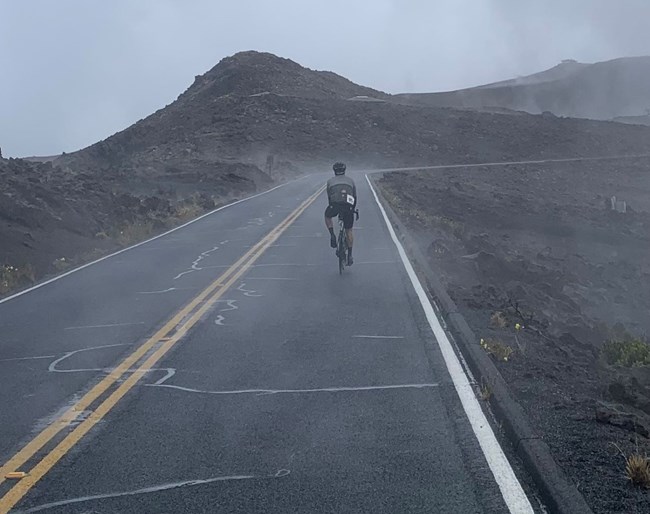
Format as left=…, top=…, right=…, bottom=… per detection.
left=182, top=51, right=389, bottom=101
left=475, top=59, right=589, bottom=89
left=614, top=114, right=650, bottom=127
left=395, top=56, right=650, bottom=121
left=0, top=156, right=232, bottom=295
left=57, top=52, right=650, bottom=176
left=55, top=51, right=389, bottom=184
left=5, top=51, right=650, bottom=294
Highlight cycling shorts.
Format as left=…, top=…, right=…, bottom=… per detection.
left=325, top=203, right=355, bottom=229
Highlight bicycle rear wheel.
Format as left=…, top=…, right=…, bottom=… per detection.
left=338, top=229, right=346, bottom=275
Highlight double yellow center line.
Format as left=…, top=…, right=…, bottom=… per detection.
left=0, top=185, right=324, bottom=513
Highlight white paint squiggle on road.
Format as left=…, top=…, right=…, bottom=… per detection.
left=153, top=368, right=176, bottom=385
left=218, top=300, right=238, bottom=312
left=63, top=322, right=145, bottom=330
left=138, top=287, right=177, bottom=295
left=213, top=299, right=239, bottom=326
left=236, top=283, right=262, bottom=297
left=148, top=382, right=440, bottom=396
left=174, top=245, right=221, bottom=280
left=0, top=354, right=56, bottom=363
left=46, top=345, right=176, bottom=382
left=48, top=344, right=129, bottom=373
left=21, top=470, right=290, bottom=512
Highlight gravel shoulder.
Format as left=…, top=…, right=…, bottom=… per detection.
left=379, top=157, right=650, bottom=514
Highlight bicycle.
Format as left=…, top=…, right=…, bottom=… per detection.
left=336, top=209, right=359, bottom=274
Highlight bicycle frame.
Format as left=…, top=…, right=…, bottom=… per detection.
left=337, top=217, right=348, bottom=274
left=335, top=209, right=358, bottom=274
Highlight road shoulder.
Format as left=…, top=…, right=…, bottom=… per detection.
left=368, top=172, right=593, bottom=514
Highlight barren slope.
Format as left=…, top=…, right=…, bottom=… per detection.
left=6, top=51, right=650, bottom=296
left=396, top=56, right=650, bottom=120
left=379, top=158, right=650, bottom=513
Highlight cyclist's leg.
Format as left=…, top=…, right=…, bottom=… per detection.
left=324, top=205, right=337, bottom=248
left=324, top=212, right=333, bottom=230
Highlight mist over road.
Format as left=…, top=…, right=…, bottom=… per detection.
left=0, top=172, right=534, bottom=513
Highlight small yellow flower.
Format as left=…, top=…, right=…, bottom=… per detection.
left=515, top=323, right=521, bottom=331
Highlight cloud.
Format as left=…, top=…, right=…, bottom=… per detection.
left=1, top=0, right=649, bottom=156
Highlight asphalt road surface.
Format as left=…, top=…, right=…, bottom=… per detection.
left=0, top=171, right=536, bottom=513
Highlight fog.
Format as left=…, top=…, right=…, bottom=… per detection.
left=1, top=0, right=650, bottom=157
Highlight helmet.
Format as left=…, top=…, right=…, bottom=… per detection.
left=333, top=162, right=346, bottom=175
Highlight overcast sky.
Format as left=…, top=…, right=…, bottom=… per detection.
left=2, top=0, right=650, bottom=157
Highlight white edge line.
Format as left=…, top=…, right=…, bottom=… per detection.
left=0, top=182, right=293, bottom=306
left=366, top=174, right=534, bottom=514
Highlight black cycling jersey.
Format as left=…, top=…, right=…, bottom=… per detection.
left=326, top=176, right=357, bottom=208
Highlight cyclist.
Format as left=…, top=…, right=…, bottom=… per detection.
left=325, top=162, right=357, bottom=265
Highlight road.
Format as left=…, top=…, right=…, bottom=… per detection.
left=0, top=171, right=535, bottom=513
